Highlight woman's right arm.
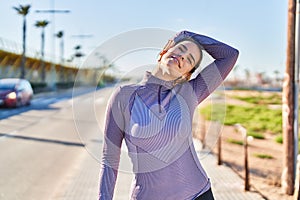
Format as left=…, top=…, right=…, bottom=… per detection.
left=173, top=30, right=239, bottom=104
left=99, top=87, right=125, bottom=200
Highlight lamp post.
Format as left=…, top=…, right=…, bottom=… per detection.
left=35, top=1, right=70, bottom=90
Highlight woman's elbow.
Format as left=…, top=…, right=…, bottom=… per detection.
left=230, top=48, right=239, bottom=63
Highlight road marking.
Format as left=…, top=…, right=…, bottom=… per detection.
left=0, top=130, right=18, bottom=140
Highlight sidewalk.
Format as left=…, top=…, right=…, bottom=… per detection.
left=55, top=138, right=266, bottom=200
left=193, top=139, right=266, bottom=200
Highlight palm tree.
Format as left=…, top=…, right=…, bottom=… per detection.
left=273, top=70, right=280, bottom=86
left=35, top=20, right=50, bottom=82
left=55, top=31, right=64, bottom=63
left=74, top=45, right=82, bottom=58
left=244, top=68, right=251, bottom=87
left=13, top=4, right=31, bottom=79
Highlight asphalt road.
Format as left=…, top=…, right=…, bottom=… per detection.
left=0, top=86, right=134, bottom=200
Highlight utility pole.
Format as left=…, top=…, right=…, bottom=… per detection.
left=35, top=0, right=70, bottom=89
left=282, top=0, right=296, bottom=195
left=294, top=0, right=300, bottom=198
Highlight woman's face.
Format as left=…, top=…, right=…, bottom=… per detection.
left=159, top=40, right=201, bottom=79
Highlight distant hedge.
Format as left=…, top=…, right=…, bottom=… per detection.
left=30, top=82, right=47, bottom=93
left=30, top=81, right=75, bottom=93
left=55, top=82, right=74, bottom=89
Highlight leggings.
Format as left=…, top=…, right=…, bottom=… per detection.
left=194, top=188, right=215, bottom=200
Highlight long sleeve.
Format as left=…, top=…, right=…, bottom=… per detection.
left=99, top=87, right=125, bottom=200
left=174, top=30, right=239, bottom=104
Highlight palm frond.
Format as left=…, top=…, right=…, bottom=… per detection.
left=13, top=4, right=31, bottom=16
left=35, top=20, right=50, bottom=28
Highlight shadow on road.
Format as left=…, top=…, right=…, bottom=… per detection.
left=0, top=133, right=85, bottom=147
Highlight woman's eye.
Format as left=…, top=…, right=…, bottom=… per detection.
left=179, top=47, right=184, bottom=52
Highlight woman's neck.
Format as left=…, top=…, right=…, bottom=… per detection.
left=152, top=64, right=176, bottom=81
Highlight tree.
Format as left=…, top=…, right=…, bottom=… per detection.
left=13, top=4, right=31, bottom=79
left=35, top=20, right=50, bottom=82
left=273, top=70, right=280, bottom=87
left=244, top=69, right=251, bottom=87
left=55, top=31, right=64, bottom=63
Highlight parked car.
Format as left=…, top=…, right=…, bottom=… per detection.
left=0, top=78, right=33, bottom=108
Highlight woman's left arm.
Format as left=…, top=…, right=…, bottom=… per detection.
left=174, top=31, right=239, bottom=104
left=99, top=87, right=125, bottom=200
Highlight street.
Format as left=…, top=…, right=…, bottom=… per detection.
left=0, top=86, right=133, bottom=200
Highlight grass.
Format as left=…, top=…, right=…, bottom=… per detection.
left=253, top=153, right=274, bottom=159
left=227, top=138, right=243, bottom=145
left=229, top=92, right=282, bottom=105
left=199, top=91, right=300, bottom=147
left=247, top=132, right=265, bottom=139
left=200, top=104, right=282, bottom=136
left=275, top=134, right=283, bottom=144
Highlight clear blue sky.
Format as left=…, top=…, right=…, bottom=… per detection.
left=1, top=0, right=288, bottom=77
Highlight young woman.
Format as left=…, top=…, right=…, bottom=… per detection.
left=99, top=30, right=239, bottom=200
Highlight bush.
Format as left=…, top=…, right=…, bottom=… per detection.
left=30, top=82, right=47, bottom=93
left=55, top=82, right=74, bottom=89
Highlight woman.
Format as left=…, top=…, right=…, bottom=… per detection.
left=99, top=30, right=239, bottom=200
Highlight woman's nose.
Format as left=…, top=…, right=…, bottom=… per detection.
left=179, top=55, right=186, bottom=61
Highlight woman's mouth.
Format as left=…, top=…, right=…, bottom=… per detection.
left=170, top=55, right=181, bottom=68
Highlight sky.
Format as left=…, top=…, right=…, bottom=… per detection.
left=1, top=0, right=288, bottom=78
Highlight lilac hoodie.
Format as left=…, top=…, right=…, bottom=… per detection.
left=99, top=31, right=239, bottom=200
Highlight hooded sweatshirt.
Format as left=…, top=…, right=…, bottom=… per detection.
left=99, top=31, right=239, bottom=200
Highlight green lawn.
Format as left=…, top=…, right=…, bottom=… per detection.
left=200, top=91, right=282, bottom=139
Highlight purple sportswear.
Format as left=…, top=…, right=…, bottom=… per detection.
left=99, top=31, right=239, bottom=200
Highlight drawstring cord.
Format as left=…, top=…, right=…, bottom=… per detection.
left=158, top=85, right=162, bottom=113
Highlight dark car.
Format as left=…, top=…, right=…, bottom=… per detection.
left=0, top=78, right=33, bottom=108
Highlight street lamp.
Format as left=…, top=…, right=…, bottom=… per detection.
left=35, top=2, right=70, bottom=90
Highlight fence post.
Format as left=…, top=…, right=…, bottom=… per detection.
left=235, top=124, right=250, bottom=191
left=217, top=131, right=222, bottom=165
left=216, top=121, right=222, bottom=165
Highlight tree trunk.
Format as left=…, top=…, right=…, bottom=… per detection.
left=282, top=0, right=296, bottom=195
left=60, top=38, right=64, bottom=63
left=20, top=16, right=26, bottom=79
left=41, top=29, right=45, bottom=82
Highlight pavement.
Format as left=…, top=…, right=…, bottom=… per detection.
left=193, top=139, right=266, bottom=200
left=53, top=138, right=266, bottom=200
